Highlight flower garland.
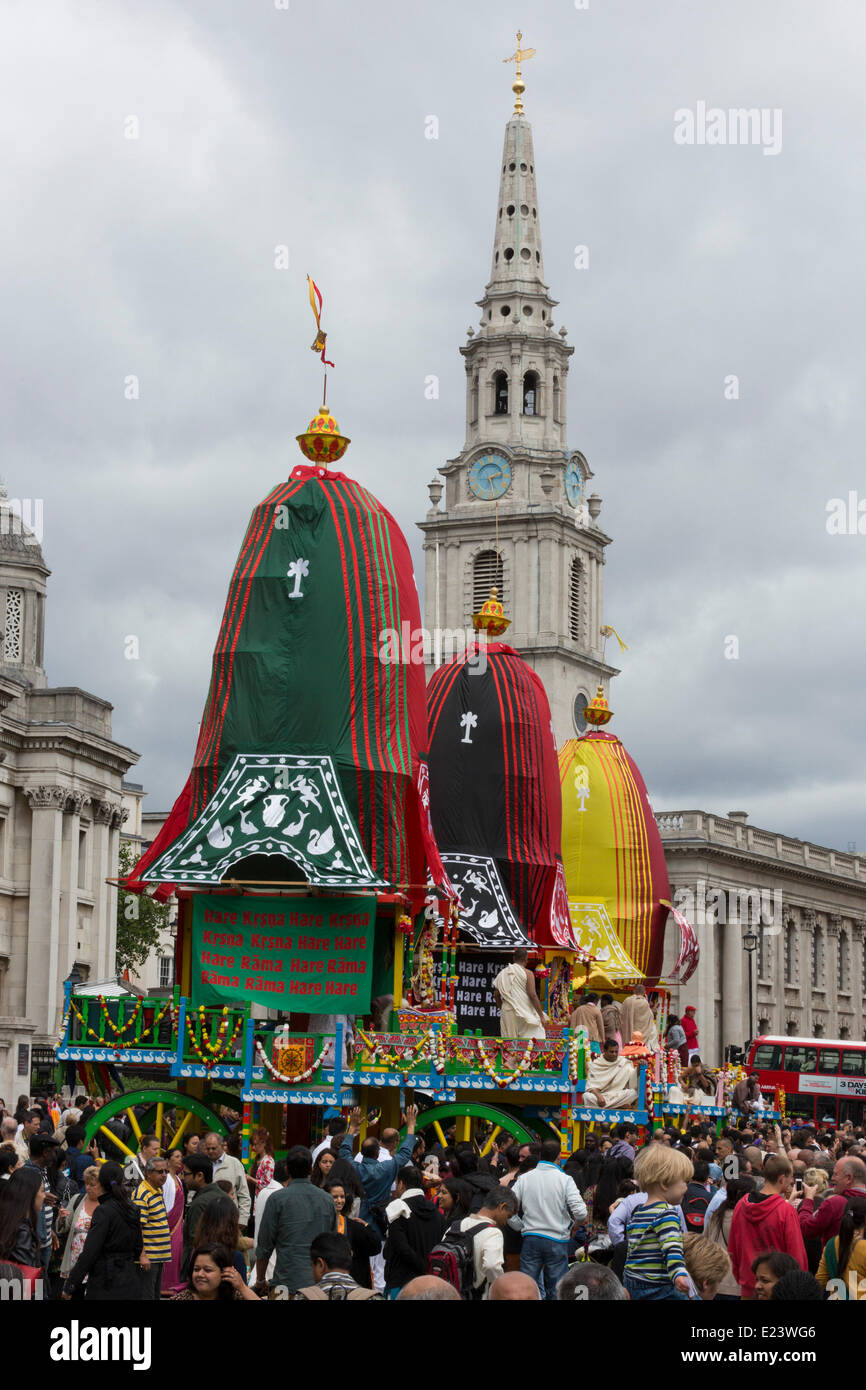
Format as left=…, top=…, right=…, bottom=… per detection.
left=186, top=1006, right=243, bottom=1070
left=476, top=1038, right=535, bottom=1089
left=69, top=996, right=171, bottom=1049
left=255, top=1038, right=329, bottom=1084
left=354, top=1028, right=431, bottom=1072
left=99, top=995, right=142, bottom=1037
left=55, top=1000, right=72, bottom=1048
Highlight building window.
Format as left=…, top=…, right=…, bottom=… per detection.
left=812, top=928, right=823, bottom=989
left=569, top=557, right=582, bottom=641
left=472, top=550, right=504, bottom=614
left=839, top=930, right=850, bottom=991
left=757, top=919, right=766, bottom=979
left=493, top=371, right=509, bottom=415
left=785, top=922, right=796, bottom=984
left=4, top=588, right=22, bottom=662
left=77, top=829, right=87, bottom=889
left=158, top=956, right=174, bottom=989
left=572, top=692, right=588, bottom=735
left=522, top=371, right=539, bottom=416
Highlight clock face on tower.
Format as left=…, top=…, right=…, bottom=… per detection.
left=468, top=452, right=513, bottom=500
left=564, top=459, right=584, bottom=508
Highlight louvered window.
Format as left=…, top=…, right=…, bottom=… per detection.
left=569, top=557, right=582, bottom=641
left=473, top=550, right=504, bottom=612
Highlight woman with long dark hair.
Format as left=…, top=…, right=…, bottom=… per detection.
left=171, top=1243, right=260, bottom=1301
left=60, top=1160, right=143, bottom=1300
left=324, top=1179, right=381, bottom=1287
left=817, top=1193, right=866, bottom=1299
left=436, top=1177, right=472, bottom=1228
left=0, top=1166, right=44, bottom=1289
left=194, top=1195, right=248, bottom=1279
left=592, top=1156, right=633, bottom=1228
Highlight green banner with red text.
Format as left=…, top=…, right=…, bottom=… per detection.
left=190, top=894, right=376, bottom=1013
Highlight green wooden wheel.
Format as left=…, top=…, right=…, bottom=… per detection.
left=84, top=1086, right=227, bottom=1156
left=399, top=1100, right=538, bottom=1146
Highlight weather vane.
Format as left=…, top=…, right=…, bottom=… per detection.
left=502, top=29, right=536, bottom=115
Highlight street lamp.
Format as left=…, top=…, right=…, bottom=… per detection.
left=742, top=928, right=758, bottom=1052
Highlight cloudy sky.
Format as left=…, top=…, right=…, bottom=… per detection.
left=4, top=0, right=865, bottom=851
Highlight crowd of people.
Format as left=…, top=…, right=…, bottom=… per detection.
left=0, top=1089, right=864, bottom=1303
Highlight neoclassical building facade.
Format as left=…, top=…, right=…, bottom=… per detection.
left=659, top=809, right=866, bottom=1064
left=0, top=489, right=138, bottom=1103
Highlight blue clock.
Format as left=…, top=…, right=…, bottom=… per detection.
left=564, top=459, right=584, bottom=508
left=468, top=453, right=512, bottom=500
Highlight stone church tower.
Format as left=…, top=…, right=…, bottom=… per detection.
left=418, top=55, right=617, bottom=741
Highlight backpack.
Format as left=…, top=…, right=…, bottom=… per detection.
left=680, top=1182, right=710, bottom=1231
left=427, top=1221, right=493, bottom=1299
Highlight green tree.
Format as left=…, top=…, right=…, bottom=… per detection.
left=115, top=840, right=172, bottom=975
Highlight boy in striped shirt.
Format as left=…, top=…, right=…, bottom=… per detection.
left=133, top=1155, right=171, bottom=1299
left=623, top=1144, right=693, bottom=1300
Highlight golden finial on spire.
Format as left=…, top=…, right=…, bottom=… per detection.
left=502, top=29, right=536, bottom=115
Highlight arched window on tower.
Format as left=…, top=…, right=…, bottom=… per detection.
left=472, top=550, right=504, bottom=614
left=493, top=371, right=509, bottom=415
left=523, top=371, right=539, bottom=416
left=569, top=556, right=582, bottom=642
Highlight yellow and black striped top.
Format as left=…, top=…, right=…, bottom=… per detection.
left=133, top=1181, right=172, bottom=1261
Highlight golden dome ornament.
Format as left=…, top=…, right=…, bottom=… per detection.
left=471, top=586, right=510, bottom=637
left=583, top=683, right=613, bottom=727
left=296, top=406, right=351, bottom=465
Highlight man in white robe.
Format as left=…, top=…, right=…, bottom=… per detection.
left=493, top=949, right=546, bottom=1040
left=583, top=1040, right=639, bottom=1109
left=619, top=983, right=659, bottom=1053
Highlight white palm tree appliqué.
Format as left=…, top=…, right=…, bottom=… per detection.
left=460, top=711, right=478, bottom=744
left=287, top=557, right=310, bottom=599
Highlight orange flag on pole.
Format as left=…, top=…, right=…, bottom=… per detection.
left=307, top=275, right=335, bottom=367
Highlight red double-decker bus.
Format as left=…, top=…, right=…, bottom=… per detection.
left=747, top=1035, right=866, bottom=1127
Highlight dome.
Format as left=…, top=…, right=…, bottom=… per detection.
left=427, top=642, right=574, bottom=948
left=559, top=731, right=670, bottom=985
left=131, top=463, right=448, bottom=903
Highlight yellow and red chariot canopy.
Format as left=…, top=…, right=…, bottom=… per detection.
left=559, top=731, right=670, bottom=985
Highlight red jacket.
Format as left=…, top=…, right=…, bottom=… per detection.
left=682, top=1016, right=699, bottom=1049
left=798, top=1187, right=866, bottom=1243
left=728, top=1191, right=807, bottom=1294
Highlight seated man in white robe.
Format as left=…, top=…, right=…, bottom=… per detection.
left=493, top=949, right=547, bottom=1040
left=583, top=1039, right=639, bottom=1110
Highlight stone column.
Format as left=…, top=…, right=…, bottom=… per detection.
left=826, top=915, right=841, bottom=1034
left=93, top=800, right=125, bottom=981
left=721, top=899, right=743, bottom=1055
left=801, top=911, right=816, bottom=1034
left=62, top=792, right=90, bottom=998
left=24, top=786, right=66, bottom=1036
left=851, top=920, right=865, bottom=1041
